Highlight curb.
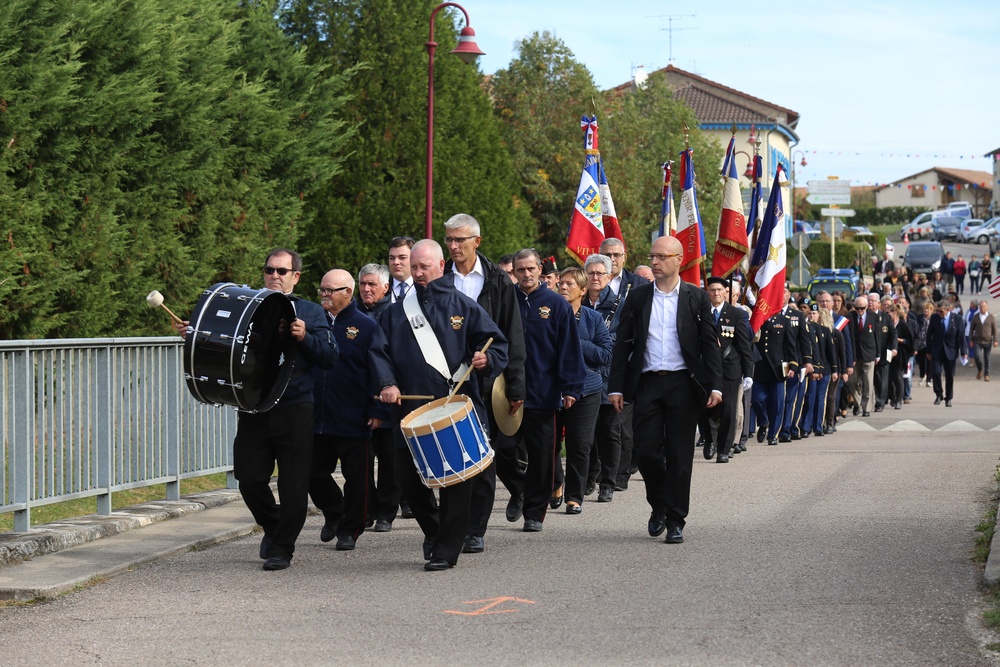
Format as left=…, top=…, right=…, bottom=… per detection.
left=986, top=509, right=1000, bottom=587
left=0, top=488, right=243, bottom=569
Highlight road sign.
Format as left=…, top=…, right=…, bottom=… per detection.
left=822, top=220, right=845, bottom=235
left=790, top=268, right=811, bottom=287
left=807, top=193, right=851, bottom=205
left=807, top=180, right=851, bottom=194
left=821, top=208, right=856, bottom=217
left=790, top=232, right=810, bottom=251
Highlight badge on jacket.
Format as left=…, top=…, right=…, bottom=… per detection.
left=450, top=315, right=464, bottom=330
left=345, top=326, right=360, bottom=340
left=539, top=306, right=551, bottom=319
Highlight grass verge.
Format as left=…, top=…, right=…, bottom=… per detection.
left=977, top=465, right=1000, bottom=639
left=0, top=473, right=230, bottom=533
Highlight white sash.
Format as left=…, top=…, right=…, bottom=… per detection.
left=402, top=286, right=467, bottom=386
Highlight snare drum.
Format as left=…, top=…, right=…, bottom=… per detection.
left=399, top=396, right=494, bottom=488
left=184, top=283, right=295, bottom=412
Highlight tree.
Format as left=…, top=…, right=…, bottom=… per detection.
left=281, top=0, right=534, bottom=286
left=601, top=72, right=725, bottom=263
left=490, top=31, right=601, bottom=261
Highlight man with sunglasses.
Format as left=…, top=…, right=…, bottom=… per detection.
left=239, top=249, right=338, bottom=570
left=848, top=295, right=880, bottom=417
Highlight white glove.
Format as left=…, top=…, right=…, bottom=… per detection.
left=741, top=377, right=753, bottom=391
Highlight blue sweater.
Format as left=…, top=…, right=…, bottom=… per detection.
left=516, top=283, right=586, bottom=410
left=313, top=300, right=394, bottom=438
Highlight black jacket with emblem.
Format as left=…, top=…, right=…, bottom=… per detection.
left=753, top=311, right=800, bottom=384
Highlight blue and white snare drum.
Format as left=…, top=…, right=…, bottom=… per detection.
left=399, top=395, right=494, bottom=488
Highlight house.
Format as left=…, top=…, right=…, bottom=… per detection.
left=611, top=64, right=801, bottom=191
left=985, top=147, right=1000, bottom=217
left=873, top=167, right=993, bottom=217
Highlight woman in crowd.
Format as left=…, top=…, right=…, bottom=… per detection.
left=916, top=302, right=934, bottom=387
left=981, top=253, right=993, bottom=292
left=968, top=256, right=982, bottom=295
left=888, top=304, right=912, bottom=409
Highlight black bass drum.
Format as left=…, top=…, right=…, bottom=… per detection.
left=184, top=283, right=295, bottom=412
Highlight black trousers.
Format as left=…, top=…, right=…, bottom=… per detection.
left=394, top=430, right=472, bottom=565
left=633, top=372, right=702, bottom=530
left=592, top=404, right=621, bottom=490
left=467, top=393, right=507, bottom=539
left=931, top=354, right=956, bottom=401
left=874, top=360, right=890, bottom=407
left=233, top=403, right=313, bottom=561
left=309, top=435, right=370, bottom=540
left=499, top=408, right=557, bottom=523
left=558, top=392, right=601, bottom=505
left=615, top=402, right=636, bottom=485
left=699, top=378, right=740, bottom=456
left=368, top=428, right=399, bottom=523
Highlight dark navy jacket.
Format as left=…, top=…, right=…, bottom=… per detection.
left=378, top=274, right=508, bottom=424
left=575, top=306, right=612, bottom=399
left=281, top=295, right=338, bottom=406
left=516, top=283, right=586, bottom=410
left=313, top=299, right=394, bottom=439
left=359, top=294, right=390, bottom=317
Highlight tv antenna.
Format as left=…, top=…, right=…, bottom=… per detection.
left=648, top=14, right=696, bottom=62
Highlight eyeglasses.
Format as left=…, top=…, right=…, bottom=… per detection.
left=444, top=235, right=477, bottom=245
left=604, top=252, right=624, bottom=259
left=264, top=266, right=296, bottom=276
left=317, top=287, right=351, bottom=296
left=647, top=253, right=681, bottom=262
left=586, top=271, right=608, bottom=277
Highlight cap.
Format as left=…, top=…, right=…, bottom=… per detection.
left=810, top=302, right=819, bottom=312
left=706, top=276, right=729, bottom=288
left=541, top=256, right=558, bottom=275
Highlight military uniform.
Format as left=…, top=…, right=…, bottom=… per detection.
left=778, top=303, right=813, bottom=441
left=751, top=311, right=799, bottom=445
left=698, top=300, right=753, bottom=461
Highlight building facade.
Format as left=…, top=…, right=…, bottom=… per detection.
left=873, top=167, right=993, bottom=217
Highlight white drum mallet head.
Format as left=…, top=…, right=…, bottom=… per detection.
left=146, top=290, right=184, bottom=325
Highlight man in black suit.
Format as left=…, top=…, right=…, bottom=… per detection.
left=848, top=295, right=880, bottom=417
left=699, top=277, right=753, bottom=463
left=609, top=235, right=722, bottom=545
left=926, top=299, right=967, bottom=406
left=871, top=293, right=898, bottom=412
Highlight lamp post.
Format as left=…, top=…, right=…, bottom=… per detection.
left=425, top=2, right=484, bottom=239
left=734, top=150, right=754, bottom=180
left=790, top=150, right=808, bottom=219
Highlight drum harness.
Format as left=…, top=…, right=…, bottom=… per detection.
left=402, top=287, right=468, bottom=391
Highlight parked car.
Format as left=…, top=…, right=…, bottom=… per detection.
left=929, top=216, right=963, bottom=242
left=901, top=209, right=962, bottom=240
left=901, top=241, right=945, bottom=274
left=961, top=217, right=1000, bottom=244
left=793, top=220, right=821, bottom=239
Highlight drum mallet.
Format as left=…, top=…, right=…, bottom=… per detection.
left=146, top=290, right=184, bottom=326
left=446, top=337, right=494, bottom=404
left=374, top=394, right=435, bottom=401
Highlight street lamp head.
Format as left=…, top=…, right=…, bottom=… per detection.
left=800, top=156, right=808, bottom=167
left=744, top=162, right=755, bottom=180
left=451, top=26, right=485, bottom=64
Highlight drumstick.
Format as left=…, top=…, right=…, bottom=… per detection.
left=373, top=394, right=435, bottom=401
left=446, top=337, right=494, bottom=404
left=146, top=290, right=184, bottom=326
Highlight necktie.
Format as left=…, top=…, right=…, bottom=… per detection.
left=713, top=308, right=720, bottom=325
left=397, top=282, right=406, bottom=299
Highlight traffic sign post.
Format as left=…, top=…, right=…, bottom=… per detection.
left=806, top=193, right=852, bottom=205
left=820, top=207, right=855, bottom=217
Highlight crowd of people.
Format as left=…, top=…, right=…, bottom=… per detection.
left=180, top=222, right=998, bottom=573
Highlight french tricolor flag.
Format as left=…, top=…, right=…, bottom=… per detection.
left=711, top=137, right=749, bottom=278
left=674, top=147, right=705, bottom=286
left=749, top=164, right=788, bottom=333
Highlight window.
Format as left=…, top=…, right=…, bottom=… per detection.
left=911, top=183, right=925, bottom=198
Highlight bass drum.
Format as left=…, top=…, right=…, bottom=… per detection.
left=184, top=283, right=295, bottom=412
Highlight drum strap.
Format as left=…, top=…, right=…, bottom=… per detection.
left=402, top=287, right=468, bottom=386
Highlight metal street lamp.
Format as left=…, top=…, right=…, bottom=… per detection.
left=425, top=2, right=484, bottom=239
left=734, top=150, right=754, bottom=180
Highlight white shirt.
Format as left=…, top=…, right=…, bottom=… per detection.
left=390, top=278, right=413, bottom=303
left=451, top=256, right=485, bottom=301
left=643, top=280, right=686, bottom=372
left=609, top=273, right=623, bottom=296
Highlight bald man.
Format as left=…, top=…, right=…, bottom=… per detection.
left=608, top=235, right=722, bottom=545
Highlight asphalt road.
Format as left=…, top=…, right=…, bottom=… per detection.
left=1, top=287, right=998, bottom=666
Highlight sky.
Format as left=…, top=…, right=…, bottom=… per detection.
left=467, top=0, right=999, bottom=188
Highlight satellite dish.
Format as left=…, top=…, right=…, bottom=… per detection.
left=633, top=65, right=648, bottom=89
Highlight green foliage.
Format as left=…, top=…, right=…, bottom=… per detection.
left=805, top=241, right=874, bottom=271
left=0, top=0, right=353, bottom=338
left=807, top=205, right=929, bottom=228
left=490, top=31, right=601, bottom=261
left=282, top=0, right=534, bottom=292
left=601, top=72, right=724, bottom=264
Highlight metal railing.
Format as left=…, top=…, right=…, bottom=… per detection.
left=1, top=337, right=238, bottom=532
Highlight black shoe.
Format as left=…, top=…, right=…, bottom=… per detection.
left=335, top=535, right=356, bottom=551
left=853, top=406, right=860, bottom=416
left=823, top=425, right=834, bottom=435
left=737, top=442, right=747, bottom=452
left=566, top=503, right=582, bottom=515
left=893, top=403, right=901, bottom=410
left=262, top=556, right=290, bottom=571
left=664, top=527, right=684, bottom=544
left=424, top=558, right=453, bottom=571
left=779, top=435, right=791, bottom=443
left=597, top=487, right=614, bottom=502
left=756, top=424, right=767, bottom=443
left=259, top=534, right=272, bottom=560
left=523, top=519, right=543, bottom=532
left=813, top=430, right=824, bottom=437
left=946, top=400, right=952, bottom=407
left=716, top=454, right=729, bottom=463
left=862, top=411, right=871, bottom=417
left=729, top=445, right=739, bottom=455
left=400, top=502, right=414, bottom=519
left=549, top=489, right=563, bottom=510
left=874, top=405, right=884, bottom=413
left=790, top=432, right=801, bottom=441
left=648, top=514, right=666, bottom=537
left=373, top=519, right=392, bottom=533
left=462, top=535, right=485, bottom=554
left=506, top=494, right=524, bottom=522
left=703, top=439, right=716, bottom=460
left=584, top=480, right=597, bottom=496
left=365, top=516, right=375, bottom=528
left=614, top=478, right=629, bottom=491
left=422, top=537, right=435, bottom=561
left=768, top=438, right=778, bottom=446
left=933, top=396, right=942, bottom=405
left=627, top=464, right=639, bottom=475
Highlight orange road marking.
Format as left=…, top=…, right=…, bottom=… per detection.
left=444, top=596, right=536, bottom=616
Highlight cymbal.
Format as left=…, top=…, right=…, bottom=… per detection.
left=491, top=373, right=523, bottom=437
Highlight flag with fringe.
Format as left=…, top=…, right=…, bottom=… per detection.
left=674, top=147, right=705, bottom=285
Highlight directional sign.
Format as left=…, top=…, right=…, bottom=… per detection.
left=807, top=193, right=851, bottom=205
left=807, top=180, right=851, bottom=194
left=821, top=208, right=856, bottom=217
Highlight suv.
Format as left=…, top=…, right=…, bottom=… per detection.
left=901, top=241, right=945, bottom=274
left=929, top=216, right=962, bottom=242
left=807, top=268, right=860, bottom=300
